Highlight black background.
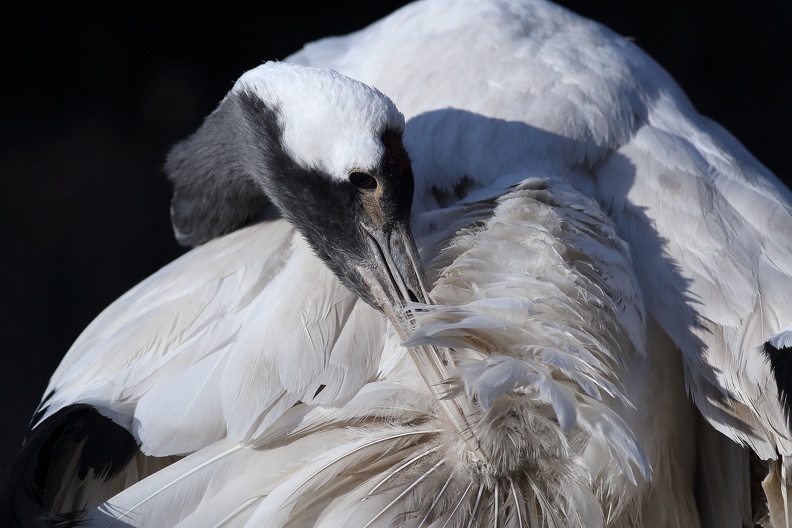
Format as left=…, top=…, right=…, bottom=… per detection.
left=2, top=1, right=790, bottom=480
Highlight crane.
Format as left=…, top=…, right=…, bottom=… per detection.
left=2, top=0, right=791, bottom=526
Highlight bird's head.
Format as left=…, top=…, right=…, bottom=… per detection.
left=166, top=62, right=428, bottom=314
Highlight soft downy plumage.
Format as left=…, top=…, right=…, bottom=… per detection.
left=3, top=0, right=792, bottom=527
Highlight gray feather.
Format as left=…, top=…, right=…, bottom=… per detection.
left=165, top=94, right=271, bottom=247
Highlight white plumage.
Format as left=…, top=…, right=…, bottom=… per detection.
left=4, top=0, right=792, bottom=526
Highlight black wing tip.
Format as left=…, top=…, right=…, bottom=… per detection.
left=1, top=404, right=138, bottom=527
left=763, top=340, right=792, bottom=428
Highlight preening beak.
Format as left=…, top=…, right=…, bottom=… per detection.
left=358, top=221, right=430, bottom=324
left=357, top=220, right=491, bottom=464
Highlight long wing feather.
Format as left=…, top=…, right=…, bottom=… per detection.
left=37, top=219, right=296, bottom=430
left=36, top=217, right=388, bottom=458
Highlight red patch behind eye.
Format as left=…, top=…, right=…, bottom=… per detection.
left=381, top=129, right=411, bottom=172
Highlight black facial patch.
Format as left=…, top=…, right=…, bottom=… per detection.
left=0, top=404, right=138, bottom=527
left=763, top=341, right=792, bottom=429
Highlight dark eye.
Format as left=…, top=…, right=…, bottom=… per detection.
left=349, top=171, right=377, bottom=190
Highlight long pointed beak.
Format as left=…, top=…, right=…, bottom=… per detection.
left=357, top=221, right=491, bottom=464
left=358, top=221, right=430, bottom=322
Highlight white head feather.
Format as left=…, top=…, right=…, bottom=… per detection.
left=234, top=62, right=405, bottom=180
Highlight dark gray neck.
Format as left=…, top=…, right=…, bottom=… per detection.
left=165, top=90, right=281, bottom=247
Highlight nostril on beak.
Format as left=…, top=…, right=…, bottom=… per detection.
left=408, top=288, right=419, bottom=304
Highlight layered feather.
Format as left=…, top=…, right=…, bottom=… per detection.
left=10, top=0, right=792, bottom=526
left=35, top=219, right=389, bottom=460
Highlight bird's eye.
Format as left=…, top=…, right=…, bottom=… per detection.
left=349, top=171, right=377, bottom=190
